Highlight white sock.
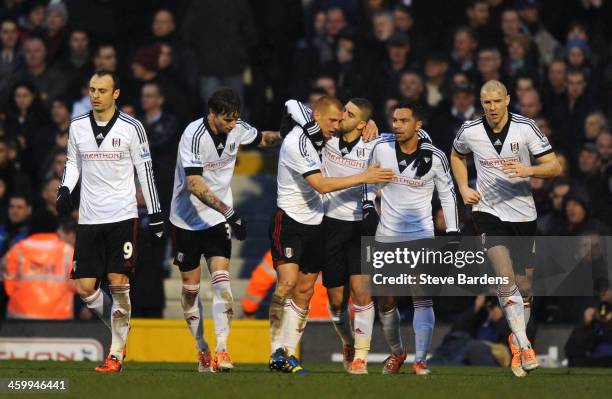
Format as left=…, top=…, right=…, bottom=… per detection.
left=269, top=294, right=286, bottom=354
left=497, top=285, right=530, bottom=349
left=413, top=299, right=435, bottom=362
left=512, top=296, right=532, bottom=348
left=181, top=283, right=208, bottom=352
left=211, top=270, right=233, bottom=352
left=109, top=285, right=131, bottom=361
left=379, top=306, right=403, bottom=356
left=353, top=302, right=374, bottom=360
left=283, top=300, right=309, bottom=357
left=82, top=288, right=111, bottom=329
left=329, top=305, right=354, bottom=346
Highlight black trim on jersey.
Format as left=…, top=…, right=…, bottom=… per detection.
left=185, top=167, right=204, bottom=176
left=299, top=134, right=309, bottom=158
left=118, top=113, right=162, bottom=213
left=242, top=130, right=262, bottom=149
left=533, top=148, right=553, bottom=158
left=454, top=118, right=483, bottom=141
left=70, top=113, right=89, bottom=124
left=338, top=135, right=361, bottom=157
left=89, top=109, right=119, bottom=146
left=394, top=141, right=418, bottom=173
left=204, top=120, right=229, bottom=157
left=510, top=114, right=545, bottom=140
left=483, top=116, right=511, bottom=155
left=118, top=112, right=147, bottom=144
left=191, top=122, right=206, bottom=157
left=432, top=149, right=450, bottom=172
left=302, top=169, right=320, bottom=178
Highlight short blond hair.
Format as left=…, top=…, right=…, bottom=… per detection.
left=480, top=80, right=508, bottom=97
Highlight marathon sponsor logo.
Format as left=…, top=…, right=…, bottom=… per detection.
left=391, top=175, right=424, bottom=187
left=202, top=156, right=234, bottom=170
left=81, top=151, right=125, bottom=161
left=478, top=156, right=520, bottom=169
left=323, top=147, right=367, bottom=170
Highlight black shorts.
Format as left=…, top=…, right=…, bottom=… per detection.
left=472, top=211, right=536, bottom=273
left=322, top=216, right=362, bottom=288
left=269, top=208, right=322, bottom=274
left=171, top=223, right=232, bottom=272
left=72, top=218, right=138, bottom=279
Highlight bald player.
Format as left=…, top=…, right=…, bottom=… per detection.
left=451, top=80, right=561, bottom=377
left=268, top=96, right=393, bottom=374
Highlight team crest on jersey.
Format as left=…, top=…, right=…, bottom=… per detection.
left=140, top=143, right=152, bottom=160
left=511, top=142, right=519, bottom=154
left=112, top=138, right=121, bottom=148
left=177, top=252, right=184, bottom=262
left=284, top=247, right=293, bottom=259
left=356, top=148, right=365, bottom=158
left=229, top=142, right=236, bottom=152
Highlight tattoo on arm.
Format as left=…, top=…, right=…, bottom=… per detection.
left=187, top=176, right=229, bottom=214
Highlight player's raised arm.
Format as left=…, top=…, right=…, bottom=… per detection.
left=258, top=131, right=282, bottom=147
left=432, top=152, right=460, bottom=233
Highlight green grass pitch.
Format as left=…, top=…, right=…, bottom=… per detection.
left=2, top=361, right=611, bottom=399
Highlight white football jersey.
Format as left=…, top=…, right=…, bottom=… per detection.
left=452, top=113, right=553, bottom=222
left=276, top=126, right=324, bottom=225
left=322, top=135, right=389, bottom=221
left=62, top=111, right=161, bottom=224
left=371, top=133, right=459, bottom=240
left=170, top=118, right=259, bottom=231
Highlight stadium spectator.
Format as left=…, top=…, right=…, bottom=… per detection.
left=543, top=58, right=567, bottom=108
left=566, top=299, right=612, bottom=367
left=372, top=32, right=416, bottom=104
left=538, top=178, right=571, bottom=235
left=0, top=193, right=32, bottom=256
left=517, top=89, right=543, bottom=119
left=475, top=47, right=508, bottom=89
left=138, top=82, right=178, bottom=214
left=11, top=37, right=67, bottom=107
left=423, top=52, right=451, bottom=109
left=93, top=44, right=117, bottom=73
left=430, top=81, right=478, bottom=156
left=44, top=1, right=69, bottom=62
left=0, top=19, right=21, bottom=105
left=464, top=0, right=500, bottom=48
left=147, top=9, right=198, bottom=97
left=584, top=111, right=608, bottom=142
left=36, top=177, right=61, bottom=222
left=4, top=81, right=49, bottom=143
left=392, top=4, right=426, bottom=60
left=322, top=32, right=369, bottom=102
left=0, top=138, right=30, bottom=198
left=505, top=34, right=536, bottom=78
left=449, top=27, right=478, bottom=77
left=17, top=0, right=46, bottom=41
left=2, top=215, right=74, bottom=320
left=555, top=189, right=609, bottom=236
left=500, top=8, right=524, bottom=40
left=596, top=131, right=611, bottom=170
left=397, top=71, right=431, bottom=122
left=70, top=78, right=91, bottom=118
left=181, top=0, right=257, bottom=103
left=56, top=29, right=92, bottom=97
left=516, top=0, right=559, bottom=66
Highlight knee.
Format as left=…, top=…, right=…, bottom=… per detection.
left=295, top=282, right=314, bottom=300
left=275, top=279, right=296, bottom=297
left=351, top=288, right=371, bottom=307
left=378, top=297, right=396, bottom=313
left=327, top=290, right=345, bottom=311
left=76, top=283, right=96, bottom=299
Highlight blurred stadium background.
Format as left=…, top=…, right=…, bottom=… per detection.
left=0, top=0, right=610, bottom=370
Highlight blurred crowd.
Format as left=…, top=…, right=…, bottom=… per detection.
left=0, top=0, right=610, bottom=358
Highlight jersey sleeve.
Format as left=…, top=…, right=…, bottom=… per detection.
left=61, top=124, right=81, bottom=191
left=178, top=123, right=205, bottom=176
left=237, top=119, right=262, bottom=148
left=129, top=121, right=162, bottom=215
left=285, top=99, right=313, bottom=127
left=432, top=151, right=459, bottom=232
left=524, top=122, right=553, bottom=158
left=284, top=134, right=321, bottom=178
left=452, top=122, right=472, bottom=155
